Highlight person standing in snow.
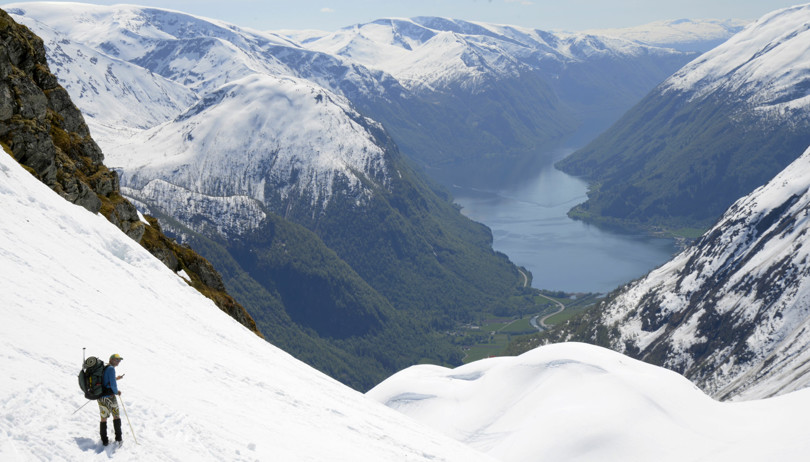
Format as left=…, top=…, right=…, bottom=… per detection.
left=98, top=354, right=124, bottom=446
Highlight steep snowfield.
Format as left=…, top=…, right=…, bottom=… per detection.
left=662, top=4, right=810, bottom=115
left=368, top=342, right=810, bottom=462
left=0, top=151, right=491, bottom=461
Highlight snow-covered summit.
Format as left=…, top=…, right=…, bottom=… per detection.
left=0, top=137, right=492, bottom=461
left=114, top=73, right=390, bottom=214
left=662, top=4, right=810, bottom=115
left=4, top=2, right=297, bottom=60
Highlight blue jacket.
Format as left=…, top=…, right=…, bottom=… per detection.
left=102, top=366, right=119, bottom=397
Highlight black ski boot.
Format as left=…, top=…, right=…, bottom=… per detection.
left=113, top=418, right=123, bottom=444
left=100, top=421, right=109, bottom=446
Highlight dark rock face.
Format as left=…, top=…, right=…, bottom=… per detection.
left=0, top=8, right=260, bottom=336
left=0, top=9, right=117, bottom=217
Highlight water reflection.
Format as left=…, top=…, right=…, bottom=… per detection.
left=454, top=152, right=677, bottom=294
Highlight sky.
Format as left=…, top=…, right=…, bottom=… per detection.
left=3, top=0, right=805, bottom=32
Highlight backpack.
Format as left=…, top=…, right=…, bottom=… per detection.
left=78, top=356, right=108, bottom=400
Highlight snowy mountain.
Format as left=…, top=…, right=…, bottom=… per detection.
left=299, top=16, right=701, bottom=183
left=30, top=20, right=197, bottom=134
left=4, top=2, right=405, bottom=229
left=4, top=147, right=810, bottom=461
left=558, top=4, right=810, bottom=233
left=545, top=145, right=810, bottom=401
left=662, top=4, right=810, bottom=118
left=0, top=6, right=257, bottom=332
left=0, top=148, right=495, bottom=462
left=6, top=3, right=704, bottom=191
left=584, top=18, right=747, bottom=52
left=115, top=73, right=390, bottom=226
left=302, top=16, right=694, bottom=92
left=368, top=342, right=810, bottom=462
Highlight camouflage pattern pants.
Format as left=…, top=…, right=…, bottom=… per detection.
left=97, top=396, right=120, bottom=420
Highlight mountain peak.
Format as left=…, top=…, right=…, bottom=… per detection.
left=114, top=73, right=390, bottom=222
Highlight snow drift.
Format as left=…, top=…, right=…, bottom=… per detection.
left=368, top=342, right=810, bottom=462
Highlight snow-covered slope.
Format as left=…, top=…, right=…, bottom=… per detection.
left=114, top=73, right=390, bottom=232
left=302, top=16, right=690, bottom=92
left=555, top=145, right=810, bottom=401
left=662, top=4, right=810, bottom=121
left=35, top=24, right=196, bottom=132
left=0, top=147, right=492, bottom=461
left=5, top=2, right=382, bottom=126
left=368, top=342, right=810, bottom=462
left=585, top=18, right=747, bottom=52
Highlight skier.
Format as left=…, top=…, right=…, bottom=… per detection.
left=98, top=354, right=124, bottom=446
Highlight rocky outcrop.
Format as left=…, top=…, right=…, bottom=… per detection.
left=0, top=9, right=137, bottom=233
left=0, top=8, right=260, bottom=336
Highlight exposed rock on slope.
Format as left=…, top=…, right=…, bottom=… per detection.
left=0, top=8, right=259, bottom=336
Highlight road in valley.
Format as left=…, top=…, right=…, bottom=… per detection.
left=527, top=294, right=565, bottom=332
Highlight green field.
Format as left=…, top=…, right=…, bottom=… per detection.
left=453, top=292, right=604, bottom=363
left=454, top=293, right=565, bottom=363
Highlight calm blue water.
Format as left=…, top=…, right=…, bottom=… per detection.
left=453, top=152, right=677, bottom=294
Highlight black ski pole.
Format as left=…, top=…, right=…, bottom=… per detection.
left=71, top=400, right=92, bottom=415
